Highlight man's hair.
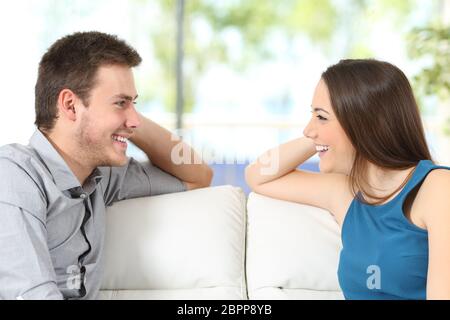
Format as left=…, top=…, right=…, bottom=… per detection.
left=34, top=31, right=142, bottom=132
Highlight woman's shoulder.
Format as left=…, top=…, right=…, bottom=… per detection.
left=423, top=168, right=450, bottom=188
left=417, top=168, right=450, bottom=205
left=418, top=168, right=450, bottom=226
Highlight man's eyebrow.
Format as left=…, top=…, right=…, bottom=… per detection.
left=113, top=94, right=139, bottom=101
left=311, top=106, right=330, bottom=114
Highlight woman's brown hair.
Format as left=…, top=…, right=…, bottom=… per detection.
left=322, top=59, right=434, bottom=205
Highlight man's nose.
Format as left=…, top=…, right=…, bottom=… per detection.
left=125, top=104, right=141, bottom=129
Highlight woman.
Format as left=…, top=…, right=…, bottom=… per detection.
left=245, top=59, right=450, bottom=300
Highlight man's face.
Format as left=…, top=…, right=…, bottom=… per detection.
left=74, top=64, right=140, bottom=168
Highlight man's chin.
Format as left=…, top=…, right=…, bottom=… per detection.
left=98, top=155, right=128, bottom=167
left=110, top=157, right=128, bottom=167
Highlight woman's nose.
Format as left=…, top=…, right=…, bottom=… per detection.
left=303, top=119, right=317, bottom=139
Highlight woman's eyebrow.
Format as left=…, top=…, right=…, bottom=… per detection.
left=311, top=107, right=330, bottom=114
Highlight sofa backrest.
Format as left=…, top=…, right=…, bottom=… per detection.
left=100, top=185, right=344, bottom=300
left=100, top=185, right=247, bottom=299
left=246, top=192, right=344, bottom=299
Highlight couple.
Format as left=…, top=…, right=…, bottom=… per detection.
left=0, top=32, right=449, bottom=300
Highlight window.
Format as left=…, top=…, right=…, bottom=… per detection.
left=0, top=0, right=448, bottom=194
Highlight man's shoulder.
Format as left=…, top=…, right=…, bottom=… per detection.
left=0, top=143, right=47, bottom=182
left=0, top=143, right=37, bottom=166
left=0, top=143, right=47, bottom=213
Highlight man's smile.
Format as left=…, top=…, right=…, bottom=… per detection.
left=112, top=134, right=128, bottom=150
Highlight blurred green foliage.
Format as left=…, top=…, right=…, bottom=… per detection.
left=407, top=25, right=450, bottom=100
left=138, top=0, right=429, bottom=114
left=141, top=0, right=341, bottom=113
left=42, top=0, right=445, bottom=121
left=407, top=24, right=450, bottom=135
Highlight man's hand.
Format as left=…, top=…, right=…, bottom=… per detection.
left=129, top=113, right=213, bottom=190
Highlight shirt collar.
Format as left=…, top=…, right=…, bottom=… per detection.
left=29, top=129, right=103, bottom=192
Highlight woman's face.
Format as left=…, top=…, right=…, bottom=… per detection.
left=303, top=78, right=355, bottom=175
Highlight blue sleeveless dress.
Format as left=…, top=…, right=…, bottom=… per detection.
left=337, top=159, right=450, bottom=300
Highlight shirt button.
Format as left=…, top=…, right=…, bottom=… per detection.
left=80, top=193, right=87, bottom=199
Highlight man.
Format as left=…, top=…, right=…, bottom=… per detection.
left=0, top=31, right=213, bottom=300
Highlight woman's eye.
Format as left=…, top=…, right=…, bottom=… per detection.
left=310, top=110, right=327, bottom=121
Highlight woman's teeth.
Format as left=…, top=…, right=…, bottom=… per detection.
left=316, top=145, right=329, bottom=152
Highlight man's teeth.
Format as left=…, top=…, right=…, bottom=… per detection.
left=316, top=145, right=329, bottom=152
left=112, top=135, right=128, bottom=143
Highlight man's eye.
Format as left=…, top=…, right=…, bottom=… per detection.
left=115, top=101, right=126, bottom=107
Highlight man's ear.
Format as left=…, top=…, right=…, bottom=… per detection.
left=57, top=89, right=79, bottom=122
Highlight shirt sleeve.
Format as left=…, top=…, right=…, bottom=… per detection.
left=0, top=203, right=63, bottom=300
left=100, top=157, right=187, bottom=207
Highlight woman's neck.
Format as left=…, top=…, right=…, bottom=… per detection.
left=363, top=163, right=417, bottom=204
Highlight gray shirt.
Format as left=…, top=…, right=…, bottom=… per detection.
left=0, top=129, right=186, bottom=300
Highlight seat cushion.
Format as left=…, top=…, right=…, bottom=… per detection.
left=100, top=185, right=247, bottom=300
left=246, top=192, right=344, bottom=300
left=98, top=287, right=242, bottom=300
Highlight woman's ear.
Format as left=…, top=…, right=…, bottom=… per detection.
left=57, top=89, right=78, bottom=121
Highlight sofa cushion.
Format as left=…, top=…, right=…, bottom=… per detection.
left=246, top=192, right=344, bottom=300
left=100, top=185, right=247, bottom=300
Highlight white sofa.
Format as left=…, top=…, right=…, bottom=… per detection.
left=99, top=185, right=344, bottom=300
